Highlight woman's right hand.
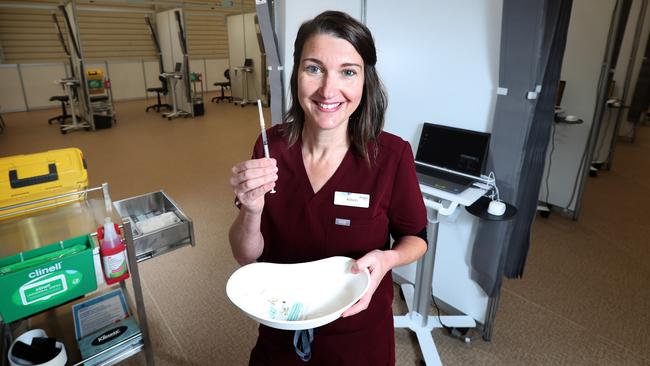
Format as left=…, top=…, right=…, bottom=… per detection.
left=230, top=158, right=278, bottom=214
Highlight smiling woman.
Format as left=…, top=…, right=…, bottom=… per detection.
left=228, top=10, right=428, bottom=366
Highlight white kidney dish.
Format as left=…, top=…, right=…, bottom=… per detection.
left=226, top=256, right=370, bottom=330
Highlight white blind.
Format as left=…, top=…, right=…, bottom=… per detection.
left=0, top=0, right=255, bottom=63
left=0, top=1, right=67, bottom=63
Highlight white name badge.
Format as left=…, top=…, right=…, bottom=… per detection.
left=334, top=191, right=370, bottom=208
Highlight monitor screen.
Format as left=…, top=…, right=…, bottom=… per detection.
left=415, top=123, right=491, bottom=176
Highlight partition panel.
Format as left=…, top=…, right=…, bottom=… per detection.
left=108, top=60, right=146, bottom=100
left=20, top=63, right=68, bottom=109
left=0, top=65, right=27, bottom=112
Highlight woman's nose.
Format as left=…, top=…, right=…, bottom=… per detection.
left=319, top=73, right=338, bottom=99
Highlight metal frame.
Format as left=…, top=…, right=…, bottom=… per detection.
left=605, top=0, right=648, bottom=169
left=0, top=184, right=155, bottom=366
left=573, top=0, right=628, bottom=219
left=394, top=195, right=482, bottom=366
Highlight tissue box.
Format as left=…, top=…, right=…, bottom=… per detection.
left=79, top=317, right=142, bottom=366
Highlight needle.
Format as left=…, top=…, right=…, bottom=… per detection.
left=257, top=99, right=276, bottom=194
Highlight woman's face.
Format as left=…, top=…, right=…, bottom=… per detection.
left=297, top=34, right=364, bottom=132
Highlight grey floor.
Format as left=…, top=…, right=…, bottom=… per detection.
left=1, top=96, right=649, bottom=365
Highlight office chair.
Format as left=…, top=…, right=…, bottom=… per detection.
left=211, top=69, right=233, bottom=103
left=146, top=76, right=173, bottom=112
left=48, top=95, right=71, bottom=124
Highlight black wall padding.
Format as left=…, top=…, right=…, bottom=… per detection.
left=470, top=0, right=573, bottom=297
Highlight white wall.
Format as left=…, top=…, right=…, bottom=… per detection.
left=274, top=0, right=502, bottom=323
left=539, top=0, right=616, bottom=211
left=227, top=12, right=264, bottom=103
left=0, top=65, right=26, bottom=112
left=369, top=0, right=502, bottom=323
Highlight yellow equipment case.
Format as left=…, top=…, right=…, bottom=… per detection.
left=0, top=148, right=88, bottom=220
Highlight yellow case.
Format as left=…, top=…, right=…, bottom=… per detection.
left=0, top=148, right=88, bottom=220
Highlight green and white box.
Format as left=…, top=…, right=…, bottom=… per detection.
left=0, top=234, right=97, bottom=323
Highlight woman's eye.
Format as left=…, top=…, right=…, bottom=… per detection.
left=342, top=69, right=357, bottom=77
left=305, top=65, right=321, bottom=74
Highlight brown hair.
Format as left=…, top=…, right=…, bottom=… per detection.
left=283, top=10, right=387, bottom=163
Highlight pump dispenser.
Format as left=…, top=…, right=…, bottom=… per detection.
left=99, top=217, right=129, bottom=284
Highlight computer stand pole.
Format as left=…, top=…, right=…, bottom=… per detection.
left=393, top=200, right=476, bottom=366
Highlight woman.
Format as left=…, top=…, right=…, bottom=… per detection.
left=229, top=11, right=427, bottom=365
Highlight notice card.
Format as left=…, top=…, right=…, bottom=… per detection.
left=72, top=288, right=129, bottom=340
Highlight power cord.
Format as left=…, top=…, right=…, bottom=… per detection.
left=486, top=171, right=500, bottom=202
left=430, top=294, right=472, bottom=343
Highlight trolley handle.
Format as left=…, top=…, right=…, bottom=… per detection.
left=9, top=163, right=58, bottom=188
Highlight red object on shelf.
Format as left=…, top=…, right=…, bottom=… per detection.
left=96, top=224, right=130, bottom=285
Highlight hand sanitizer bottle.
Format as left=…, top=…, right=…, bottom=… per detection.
left=100, top=217, right=129, bottom=284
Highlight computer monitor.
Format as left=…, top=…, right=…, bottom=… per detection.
left=415, top=123, right=491, bottom=177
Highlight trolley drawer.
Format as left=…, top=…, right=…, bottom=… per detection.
left=113, top=191, right=194, bottom=262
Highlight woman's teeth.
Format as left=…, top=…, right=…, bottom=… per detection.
left=318, top=102, right=341, bottom=109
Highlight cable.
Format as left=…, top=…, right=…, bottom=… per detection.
left=430, top=294, right=451, bottom=332
left=430, top=295, right=473, bottom=343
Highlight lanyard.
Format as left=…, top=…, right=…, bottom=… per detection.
left=293, top=328, right=314, bottom=362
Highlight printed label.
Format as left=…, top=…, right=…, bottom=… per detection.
left=103, top=252, right=127, bottom=278
left=334, top=191, right=370, bottom=208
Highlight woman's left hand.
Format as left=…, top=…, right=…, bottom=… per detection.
left=341, top=249, right=390, bottom=318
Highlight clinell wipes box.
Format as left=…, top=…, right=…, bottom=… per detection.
left=0, top=234, right=96, bottom=323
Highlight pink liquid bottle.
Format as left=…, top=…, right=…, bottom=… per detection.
left=99, top=217, right=129, bottom=284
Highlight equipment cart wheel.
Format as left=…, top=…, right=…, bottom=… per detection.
left=60, top=128, right=66, bottom=134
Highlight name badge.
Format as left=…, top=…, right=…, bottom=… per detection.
left=334, top=191, right=370, bottom=208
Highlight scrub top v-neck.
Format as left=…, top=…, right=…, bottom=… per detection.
left=248, top=124, right=427, bottom=364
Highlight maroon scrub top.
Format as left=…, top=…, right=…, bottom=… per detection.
left=247, top=125, right=426, bottom=366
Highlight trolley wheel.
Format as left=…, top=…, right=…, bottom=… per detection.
left=241, top=104, right=245, bottom=108
left=539, top=210, right=550, bottom=218
left=60, top=128, right=66, bottom=135
left=168, top=117, right=172, bottom=121
left=85, top=127, right=90, bottom=131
